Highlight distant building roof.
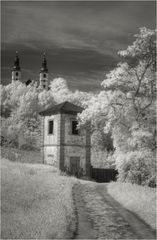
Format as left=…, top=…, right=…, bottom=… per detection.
left=25, top=79, right=32, bottom=86
left=39, top=101, right=84, bottom=116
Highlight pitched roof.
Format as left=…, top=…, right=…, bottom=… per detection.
left=39, top=101, right=84, bottom=116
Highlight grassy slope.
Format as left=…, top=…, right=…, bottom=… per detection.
left=1, top=158, right=77, bottom=239
left=1, top=146, right=42, bottom=164
left=107, top=182, right=156, bottom=230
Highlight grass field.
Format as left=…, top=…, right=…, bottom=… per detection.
left=107, top=182, right=156, bottom=230
left=1, top=158, right=77, bottom=239
left=1, top=147, right=156, bottom=238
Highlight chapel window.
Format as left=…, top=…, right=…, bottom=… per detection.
left=71, top=120, right=79, bottom=135
left=48, top=120, right=54, bottom=134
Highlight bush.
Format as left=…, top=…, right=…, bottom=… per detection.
left=1, top=147, right=21, bottom=161
left=1, top=147, right=42, bottom=164
left=115, top=150, right=156, bottom=187
left=91, top=149, right=115, bottom=168
left=19, top=144, right=37, bottom=151
left=147, top=176, right=156, bottom=188
left=61, top=165, right=85, bottom=178
left=0, top=136, right=8, bottom=146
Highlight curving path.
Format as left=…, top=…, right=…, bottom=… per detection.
left=72, top=182, right=156, bottom=239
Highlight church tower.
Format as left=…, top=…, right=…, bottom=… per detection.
left=12, top=51, right=21, bottom=83
left=39, top=53, right=49, bottom=90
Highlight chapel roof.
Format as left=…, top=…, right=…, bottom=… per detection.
left=39, top=101, right=84, bottom=116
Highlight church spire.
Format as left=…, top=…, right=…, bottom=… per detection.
left=13, top=51, right=21, bottom=71
left=40, top=52, right=48, bottom=73
left=39, top=52, right=49, bottom=90
left=12, top=51, right=21, bottom=83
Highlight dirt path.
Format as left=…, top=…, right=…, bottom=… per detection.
left=73, top=183, right=97, bottom=239
left=72, top=182, right=156, bottom=239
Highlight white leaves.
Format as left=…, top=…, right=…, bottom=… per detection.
left=50, top=77, right=71, bottom=103
left=101, top=62, right=130, bottom=90
left=50, top=77, right=68, bottom=92
left=78, top=91, right=110, bottom=128
left=118, top=27, right=156, bottom=60
left=38, top=90, right=55, bottom=110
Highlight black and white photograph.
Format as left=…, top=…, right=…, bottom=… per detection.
left=1, top=0, right=156, bottom=239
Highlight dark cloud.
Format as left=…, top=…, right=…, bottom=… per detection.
left=1, top=1, right=156, bottom=91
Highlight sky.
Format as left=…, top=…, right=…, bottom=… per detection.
left=1, top=0, right=156, bottom=92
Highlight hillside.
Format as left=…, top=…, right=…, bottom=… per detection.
left=1, top=158, right=77, bottom=239
left=107, top=182, right=156, bottom=230
left=1, top=146, right=42, bottom=164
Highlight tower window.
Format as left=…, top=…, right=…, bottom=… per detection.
left=43, top=85, right=46, bottom=88
left=48, top=120, right=54, bottom=134
left=43, top=73, right=46, bottom=78
left=16, top=72, right=19, bottom=76
left=71, top=120, right=79, bottom=135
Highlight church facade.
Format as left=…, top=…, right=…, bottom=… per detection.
left=11, top=51, right=49, bottom=90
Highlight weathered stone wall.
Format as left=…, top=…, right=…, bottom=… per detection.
left=42, top=114, right=60, bottom=166
left=85, top=123, right=91, bottom=176
left=43, top=115, right=59, bottom=145
left=43, top=145, right=58, bottom=166
left=40, top=116, right=44, bottom=164
left=58, top=114, right=65, bottom=171
left=64, top=114, right=86, bottom=145
left=62, top=114, right=91, bottom=175
left=64, top=146, right=86, bottom=170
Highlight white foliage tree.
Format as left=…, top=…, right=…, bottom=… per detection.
left=1, top=81, right=28, bottom=117
left=50, top=77, right=71, bottom=103
left=79, top=27, right=156, bottom=186
left=38, top=90, right=56, bottom=111
left=50, top=77, right=93, bottom=108
left=1, top=81, right=55, bottom=149
left=66, top=90, right=94, bottom=108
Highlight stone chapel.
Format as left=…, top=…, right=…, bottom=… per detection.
left=39, top=101, right=91, bottom=177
